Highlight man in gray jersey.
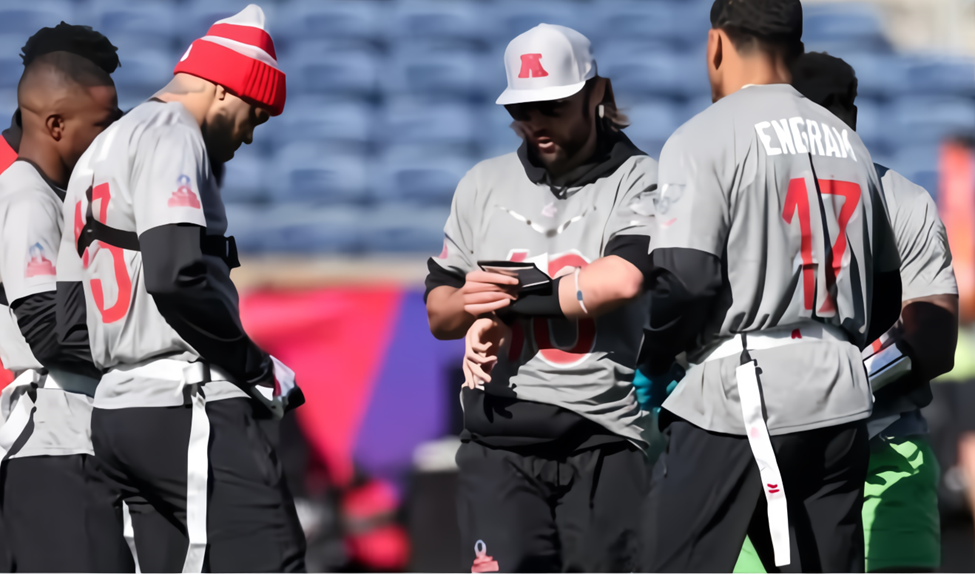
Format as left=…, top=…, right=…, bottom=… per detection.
left=734, top=51, right=958, bottom=574
left=0, top=24, right=137, bottom=572
left=641, top=1, right=903, bottom=572
left=55, top=6, right=305, bottom=572
left=426, top=24, right=657, bottom=572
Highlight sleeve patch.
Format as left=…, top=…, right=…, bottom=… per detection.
left=25, top=242, right=56, bottom=277
left=168, top=174, right=201, bottom=209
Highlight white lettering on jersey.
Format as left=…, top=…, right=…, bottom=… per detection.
left=753, top=118, right=859, bottom=162
left=771, top=120, right=796, bottom=155
left=837, top=127, right=857, bottom=162
left=788, top=117, right=809, bottom=154
left=755, top=122, right=781, bottom=156
left=823, top=125, right=840, bottom=157
left=807, top=120, right=825, bottom=156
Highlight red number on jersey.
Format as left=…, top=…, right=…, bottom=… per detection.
left=782, top=178, right=862, bottom=314
left=505, top=251, right=597, bottom=367
left=80, top=183, right=132, bottom=324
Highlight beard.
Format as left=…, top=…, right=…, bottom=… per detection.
left=202, top=112, right=240, bottom=164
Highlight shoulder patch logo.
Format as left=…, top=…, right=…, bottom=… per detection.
left=25, top=242, right=56, bottom=277
left=518, top=53, right=548, bottom=79
left=168, top=174, right=201, bottom=209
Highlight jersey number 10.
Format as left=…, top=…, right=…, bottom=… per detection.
left=782, top=177, right=862, bottom=315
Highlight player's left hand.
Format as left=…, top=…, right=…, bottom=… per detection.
left=463, top=317, right=511, bottom=390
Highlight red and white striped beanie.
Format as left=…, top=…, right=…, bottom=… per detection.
left=174, top=4, right=286, bottom=116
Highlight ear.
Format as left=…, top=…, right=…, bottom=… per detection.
left=46, top=114, right=65, bottom=142
left=215, top=84, right=229, bottom=101
left=589, top=77, right=608, bottom=119
left=708, top=29, right=724, bottom=73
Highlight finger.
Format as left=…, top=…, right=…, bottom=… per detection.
left=466, top=271, right=520, bottom=286
left=470, top=361, right=493, bottom=383
left=465, top=299, right=512, bottom=316
left=462, top=359, right=475, bottom=389
left=463, top=291, right=516, bottom=305
left=468, top=352, right=497, bottom=366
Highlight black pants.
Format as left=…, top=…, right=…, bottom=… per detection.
left=91, top=398, right=306, bottom=573
left=456, top=440, right=649, bottom=573
left=645, top=416, right=870, bottom=573
left=0, top=454, right=134, bottom=572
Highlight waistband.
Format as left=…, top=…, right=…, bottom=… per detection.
left=104, top=358, right=233, bottom=385
left=8, top=369, right=99, bottom=397
left=694, top=321, right=851, bottom=366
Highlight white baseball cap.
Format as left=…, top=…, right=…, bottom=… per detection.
left=496, top=23, right=597, bottom=106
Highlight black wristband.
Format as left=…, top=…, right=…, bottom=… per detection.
left=508, top=276, right=566, bottom=318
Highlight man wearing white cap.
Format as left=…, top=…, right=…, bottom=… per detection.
left=425, top=24, right=658, bottom=572
left=55, top=5, right=305, bottom=572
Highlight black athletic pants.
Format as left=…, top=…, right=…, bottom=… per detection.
left=645, top=415, right=870, bottom=573
left=1, top=454, right=134, bottom=572
left=91, top=398, right=306, bottom=573
left=456, top=440, right=649, bottom=573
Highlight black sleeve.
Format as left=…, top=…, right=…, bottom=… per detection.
left=13, top=290, right=100, bottom=379
left=868, top=269, right=902, bottom=344
left=423, top=258, right=465, bottom=303
left=605, top=235, right=652, bottom=285
left=642, top=247, right=724, bottom=374
left=140, top=223, right=271, bottom=386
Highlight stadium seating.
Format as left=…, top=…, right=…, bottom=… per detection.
left=373, top=146, right=473, bottom=205
left=30, top=0, right=970, bottom=254
left=0, top=2, right=75, bottom=36
left=360, top=204, right=450, bottom=254
left=271, top=142, right=372, bottom=205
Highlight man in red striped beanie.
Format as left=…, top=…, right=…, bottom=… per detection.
left=54, top=4, right=305, bottom=572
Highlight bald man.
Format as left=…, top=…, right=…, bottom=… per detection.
left=0, top=24, right=132, bottom=572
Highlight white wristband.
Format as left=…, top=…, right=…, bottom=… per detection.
left=574, top=267, right=589, bottom=315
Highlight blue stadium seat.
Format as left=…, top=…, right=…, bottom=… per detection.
left=87, top=0, right=176, bottom=53
left=625, top=100, right=682, bottom=159
left=0, top=56, right=22, bottom=90
left=0, top=2, right=75, bottom=35
left=383, top=41, right=485, bottom=99
left=361, top=205, right=451, bottom=254
left=286, top=46, right=380, bottom=97
left=889, top=96, right=975, bottom=144
left=270, top=143, right=371, bottom=205
left=265, top=97, right=373, bottom=152
left=112, top=51, right=171, bottom=105
left=383, top=98, right=477, bottom=149
left=840, top=53, right=909, bottom=99
left=669, top=0, right=717, bottom=47
left=0, top=90, right=16, bottom=116
left=904, top=55, right=975, bottom=97
left=279, top=0, right=382, bottom=44
left=599, top=49, right=682, bottom=99
left=220, top=145, right=268, bottom=204
left=891, top=144, right=941, bottom=185
left=374, top=146, right=474, bottom=205
left=223, top=203, right=268, bottom=253
left=592, top=1, right=680, bottom=46
left=853, top=97, right=885, bottom=156
left=802, top=4, right=890, bottom=53
left=256, top=205, right=365, bottom=254
left=491, top=1, right=589, bottom=41
left=388, top=1, right=491, bottom=44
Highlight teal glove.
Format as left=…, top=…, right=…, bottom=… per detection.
left=632, top=363, right=685, bottom=412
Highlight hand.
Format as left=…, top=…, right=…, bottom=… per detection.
left=463, top=317, right=511, bottom=390
left=462, top=271, right=520, bottom=316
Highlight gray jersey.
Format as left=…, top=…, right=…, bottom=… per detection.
left=869, top=165, right=957, bottom=437
left=0, top=161, right=95, bottom=457
left=57, top=101, right=246, bottom=408
left=656, top=84, right=899, bottom=436
left=431, top=149, right=658, bottom=446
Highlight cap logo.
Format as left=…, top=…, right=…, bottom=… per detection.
left=518, top=54, right=549, bottom=79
